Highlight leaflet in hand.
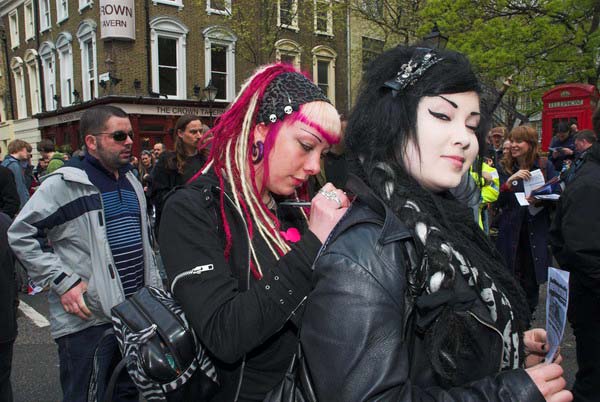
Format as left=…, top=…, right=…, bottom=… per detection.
left=523, top=169, right=545, bottom=197
left=534, top=194, right=560, bottom=201
left=545, top=267, right=570, bottom=364
left=530, top=176, right=560, bottom=198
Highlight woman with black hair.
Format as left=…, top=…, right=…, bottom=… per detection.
left=151, top=115, right=208, bottom=239
left=300, top=46, right=571, bottom=401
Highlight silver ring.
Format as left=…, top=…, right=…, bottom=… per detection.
left=319, top=189, right=342, bottom=208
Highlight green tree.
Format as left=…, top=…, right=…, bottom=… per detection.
left=420, top=0, right=600, bottom=123
left=338, top=0, right=424, bottom=45
left=230, top=0, right=294, bottom=66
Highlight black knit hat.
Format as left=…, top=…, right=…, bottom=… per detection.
left=256, top=72, right=330, bottom=125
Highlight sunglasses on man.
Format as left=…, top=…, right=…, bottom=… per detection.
left=92, top=130, right=135, bottom=141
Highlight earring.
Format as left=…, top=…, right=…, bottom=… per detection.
left=252, top=141, right=264, bottom=164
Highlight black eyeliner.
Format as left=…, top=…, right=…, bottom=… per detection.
left=428, top=109, right=448, bottom=120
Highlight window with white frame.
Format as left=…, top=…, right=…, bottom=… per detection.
left=150, top=17, right=188, bottom=99
left=79, top=0, right=92, bottom=11
left=24, top=50, right=42, bottom=115
left=312, top=45, right=336, bottom=105
left=278, top=0, right=298, bottom=31
left=24, top=1, right=35, bottom=41
left=10, top=58, right=27, bottom=119
left=77, top=20, right=98, bottom=101
left=206, top=0, right=231, bottom=15
left=9, top=10, right=19, bottom=49
left=39, top=42, right=57, bottom=111
left=275, top=39, right=301, bottom=69
left=314, top=0, right=332, bottom=35
left=56, top=33, right=74, bottom=107
left=203, top=26, right=236, bottom=102
left=40, top=0, right=51, bottom=32
left=57, top=0, right=69, bottom=23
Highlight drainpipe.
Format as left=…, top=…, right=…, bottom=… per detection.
left=0, top=20, right=15, bottom=120
left=145, top=0, right=152, bottom=95
left=32, top=0, right=46, bottom=112
left=346, top=3, right=351, bottom=114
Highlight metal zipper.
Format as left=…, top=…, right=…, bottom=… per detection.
left=467, top=311, right=504, bottom=372
left=95, top=185, right=125, bottom=296
left=170, top=264, right=214, bottom=294
left=163, top=186, right=250, bottom=398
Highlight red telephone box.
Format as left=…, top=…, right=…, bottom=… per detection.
left=541, top=83, right=599, bottom=150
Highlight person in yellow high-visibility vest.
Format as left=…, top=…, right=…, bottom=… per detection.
left=471, top=160, right=499, bottom=233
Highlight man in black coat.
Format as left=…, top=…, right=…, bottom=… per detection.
left=0, top=212, right=17, bottom=402
left=0, top=166, right=19, bottom=218
left=550, top=140, right=600, bottom=402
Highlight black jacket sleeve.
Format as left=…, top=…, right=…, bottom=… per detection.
left=550, top=179, right=600, bottom=292
left=301, top=240, right=544, bottom=402
left=0, top=166, right=20, bottom=218
left=0, top=212, right=17, bottom=342
left=159, top=187, right=322, bottom=364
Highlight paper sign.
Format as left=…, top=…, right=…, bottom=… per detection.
left=523, top=169, right=545, bottom=197
left=515, top=192, right=529, bottom=206
left=545, top=267, right=570, bottom=364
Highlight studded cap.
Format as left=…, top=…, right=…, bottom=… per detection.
left=256, top=72, right=330, bottom=125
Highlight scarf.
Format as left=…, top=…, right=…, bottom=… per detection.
left=368, top=162, right=530, bottom=380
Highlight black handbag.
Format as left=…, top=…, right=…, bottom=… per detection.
left=263, top=342, right=317, bottom=402
left=89, top=286, right=219, bottom=402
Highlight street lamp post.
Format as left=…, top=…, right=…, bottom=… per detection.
left=422, top=22, right=449, bottom=50
left=202, top=80, right=218, bottom=127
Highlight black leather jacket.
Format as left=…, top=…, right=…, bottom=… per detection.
left=300, top=176, right=544, bottom=402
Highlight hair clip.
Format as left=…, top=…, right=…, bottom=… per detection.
left=382, top=48, right=443, bottom=95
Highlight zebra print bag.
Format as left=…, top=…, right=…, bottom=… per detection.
left=104, top=286, right=219, bottom=402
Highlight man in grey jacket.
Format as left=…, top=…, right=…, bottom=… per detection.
left=1, top=139, right=31, bottom=209
left=8, top=106, right=162, bottom=402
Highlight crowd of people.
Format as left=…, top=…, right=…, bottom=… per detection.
left=2, top=44, right=599, bottom=402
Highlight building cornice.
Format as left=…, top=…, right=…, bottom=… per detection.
left=34, top=95, right=228, bottom=125
left=0, top=0, right=24, bottom=18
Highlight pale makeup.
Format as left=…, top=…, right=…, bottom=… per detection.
left=404, top=92, right=481, bottom=192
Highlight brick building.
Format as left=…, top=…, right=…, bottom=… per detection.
left=0, top=0, right=349, bottom=157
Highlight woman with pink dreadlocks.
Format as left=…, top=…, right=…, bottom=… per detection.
left=159, top=63, right=347, bottom=401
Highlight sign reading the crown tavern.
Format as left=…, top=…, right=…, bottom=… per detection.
left=100, top=0, right=135, bottom=41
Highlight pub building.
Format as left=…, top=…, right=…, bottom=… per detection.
left=35, top=96, right=224, bottom=156
left=0, top=0, right=349, bottom=157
